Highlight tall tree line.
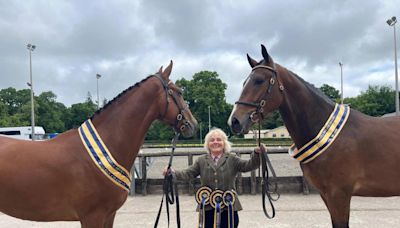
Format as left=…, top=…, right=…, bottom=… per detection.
left=320, top=84, right=397, bottom=116
left=0, top=87, right=97, bottom=133
left=0, top=77, right=397, bottom=139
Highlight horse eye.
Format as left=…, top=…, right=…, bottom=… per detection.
left=254, top=79, right=264, bottom=85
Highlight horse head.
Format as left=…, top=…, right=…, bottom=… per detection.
left=155, top=61, right=198, bottom=138
left=228, top=45, right=284, bottom=134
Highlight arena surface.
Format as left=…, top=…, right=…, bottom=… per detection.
left=1, top=194, right=400, bottom=227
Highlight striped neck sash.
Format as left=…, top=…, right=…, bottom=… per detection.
left=78, top=119, right=131, bottom=192
left=289, top=103, right=350, bottom=164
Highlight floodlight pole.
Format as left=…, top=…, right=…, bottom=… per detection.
left=339, top=62, right=344, bottom=104
left=387, top=16, right=399, bottom=116
left=96, top=74, right=102, bottom=109
left=27, top=44, right=36, bottom=141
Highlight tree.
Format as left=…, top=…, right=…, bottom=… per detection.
left=0, top=88, right=30, bottom=115
left=320, top=84, right=340, bottom=102
left=0, top=88, right=32, bottom=127
left=176, top=71, right=233, bottom=135
left=0, top=99, right=30, bottom=127
left=0, top=100, right=8, bottom=126
left=345, top=85, right=395, bottom=116
left=145, top=121, right=175, bottom=140
left=262, top=110, right=284, bottom=129
left=65, top=92, right=97, bottom=129
left=146, top=71, right=233, bottom=140
left=36, top=91, right=67, bottom=132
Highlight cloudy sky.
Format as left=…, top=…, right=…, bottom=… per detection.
left=0, top=0, right=399, bottom=107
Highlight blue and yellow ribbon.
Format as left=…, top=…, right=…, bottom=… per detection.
left=223, top=191, right=235, bottom=228
left=196, top=186, right=212, bottom=228
left=289, top=104, right=350, bottom=164
left=78, top=119, right=131, bottom=192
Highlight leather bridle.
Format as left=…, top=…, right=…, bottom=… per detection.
left=234, top=65, right=284, bottom=122
left=154, top=74, right=190, bottom=133
left=234, top=64, right=282, bottom=219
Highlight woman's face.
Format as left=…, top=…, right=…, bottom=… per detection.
left=208, top=132, right=225, bottom=155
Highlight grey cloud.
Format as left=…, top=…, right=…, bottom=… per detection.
left=0, top=0, right=399, bottom=107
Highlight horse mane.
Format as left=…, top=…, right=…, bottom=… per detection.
left=90, top=75, right=155, bottom=119
left=287, top=70, right=335, bottom=105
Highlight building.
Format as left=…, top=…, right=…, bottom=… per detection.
left=382, top=112, right=398, bottom=117
left=244, top=126, right=290, bottom=139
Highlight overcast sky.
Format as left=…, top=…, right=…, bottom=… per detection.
left=0, top=0, right=399, bottom=107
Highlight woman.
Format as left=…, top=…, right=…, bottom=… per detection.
left=163, top=128, right=265, bottom=228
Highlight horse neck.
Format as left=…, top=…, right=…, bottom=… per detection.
left=277, top=67, right=335, bottom=148
left=90, top=77, right=163, bottom=171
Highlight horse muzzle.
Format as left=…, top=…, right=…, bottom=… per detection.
left=228, top=113, right=253, bottom=135
left=178, top=119, right=198, bottom=138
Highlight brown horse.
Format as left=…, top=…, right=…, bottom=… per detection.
left=228, top=45, right=400, bottom=228
left=0, top=61, right=197, bottom=227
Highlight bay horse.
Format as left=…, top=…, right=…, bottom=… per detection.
left=0, top=61, right=197, bottom=227
left=228, top=45, right=400, bottom=228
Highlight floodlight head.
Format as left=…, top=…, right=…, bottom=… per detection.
left=96, top=74, right=102, bottom=79
left=387, top=16, right=397, bottom=26
left=27, top=43, right=36, bottom=51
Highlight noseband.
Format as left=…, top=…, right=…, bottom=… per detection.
left=154, top=74, right=191, bottom=133
left=234, top=65, right=284, bottom=122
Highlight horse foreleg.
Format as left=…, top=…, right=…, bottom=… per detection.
left=320, top=191, right=351, bottom=228
left=104, top=212, right=117, bottom=228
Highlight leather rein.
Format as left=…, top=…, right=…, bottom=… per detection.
left=154, top=133, right=181, bottom=228
left=235, top=64, right=282, bottom=219
left=152, top=74, right=188, bottom=228
left=257, top=120, right=280, bottom=219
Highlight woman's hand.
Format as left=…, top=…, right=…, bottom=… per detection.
left=254, top=143, right=267, bottom=154
left=162, top=166, right=175, bottom=176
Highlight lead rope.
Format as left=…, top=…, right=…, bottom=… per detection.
left=154, top=133, right=181, bottom=228
left=258, top=121, right=280, bottom=219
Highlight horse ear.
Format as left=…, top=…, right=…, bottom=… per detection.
left=247, top=54, right=258, bottom=68
left=261, top=44, right=274, bottom=65
left=158, top=66, right=163, bottom=74
left=261, top=44, right=269, bottom=60
left=161, top=60, right=173, bottom=79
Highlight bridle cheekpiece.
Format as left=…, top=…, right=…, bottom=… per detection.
left=153, top=74, right=190, bottom=133
left=234, top=65, right=284, bottom=122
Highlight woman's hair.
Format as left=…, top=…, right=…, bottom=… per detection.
left=203, top=128, right=232, bottom=154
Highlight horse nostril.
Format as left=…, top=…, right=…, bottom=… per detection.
left=231, top=117, right=242, bottom=133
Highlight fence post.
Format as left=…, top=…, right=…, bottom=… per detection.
left=188, top=153, right=194, bottom=195
left=141, top=156, right=148, bottom=196
left=236, top=151, right=243, bottom=194
left=302, top=175, right=310, bottom=195
left=250, top=169, right=257, bottom=194
left=130, top=165, right=136, bottom=196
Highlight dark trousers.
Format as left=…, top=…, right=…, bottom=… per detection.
left=204, top=209, right=239, bottom=228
